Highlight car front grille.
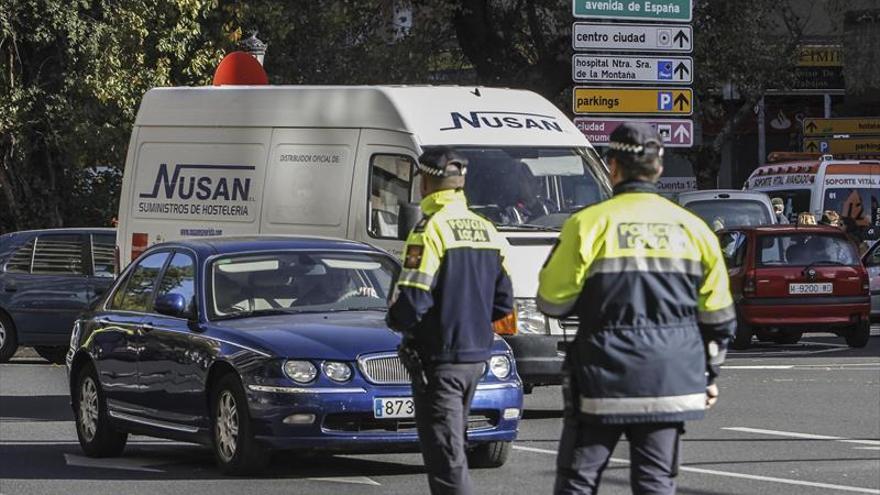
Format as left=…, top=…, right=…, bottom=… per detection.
left=359, top=353, right=411, bottom=385
left=323, top=411, right=498, bottom=433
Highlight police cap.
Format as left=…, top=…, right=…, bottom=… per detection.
left=607, top=122, right=664, bottom=158
left=416, top=147, right=468, bottom=177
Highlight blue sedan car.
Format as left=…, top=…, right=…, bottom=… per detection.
left=67, top=236, right=522, bottom=474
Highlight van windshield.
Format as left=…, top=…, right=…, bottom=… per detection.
left=434, top=147, right=611, bottom=231
left=685, top=199, right=773, bottom=230
left=764, top=189, right=811, bottom=223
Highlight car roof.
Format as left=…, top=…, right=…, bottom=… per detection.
left=720, top=224, right=847, bottom=235
left=149, top=235, right=386, bottom=257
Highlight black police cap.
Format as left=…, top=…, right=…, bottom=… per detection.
left=607, top=122, right=664, bottom=157
left=416, top=147, right=468, bottom=177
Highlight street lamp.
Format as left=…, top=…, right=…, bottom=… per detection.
left=239, top=31, right=267, bottom=65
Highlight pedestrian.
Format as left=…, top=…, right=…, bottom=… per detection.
left=537, top=123, right=737, bottom=495
left=386, top=147, right=514, bottom=495
left=771, top=197, right=789, bottom=224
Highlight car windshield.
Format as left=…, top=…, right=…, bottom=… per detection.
left=686, top=199, right=773, bottom=230
left=757, top=233, right=859, bottom=266
left=209, top=251, right=398, bottom=320
left=431, top=146, right=611, bottom=231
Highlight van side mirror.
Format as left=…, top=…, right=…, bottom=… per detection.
left=398, top=203, right=421, bottom=241
left=154, top=293, right=190, bottom=319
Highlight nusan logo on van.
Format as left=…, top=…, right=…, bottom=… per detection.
left=440, top=111, right=564, bottom=132
left=139, top=163, right=255, bottom=201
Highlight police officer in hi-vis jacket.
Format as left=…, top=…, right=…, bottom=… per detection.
left=387, top=147, right=514, bottom=495
left=537, top=123, right=736, bottom=495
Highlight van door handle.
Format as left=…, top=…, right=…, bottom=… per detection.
left=3, top=286, right=17, bottom=292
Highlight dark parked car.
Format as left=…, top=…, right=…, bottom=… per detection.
left=0, top=228, right=116, bottom=363
left=66, top=236, right=522, bottom=475
left=718, top=225, right=870, bottom=349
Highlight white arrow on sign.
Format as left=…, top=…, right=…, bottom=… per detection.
left=572, top=55, right=693, bottom=84
left=573, top=22, right=693, bottom=53
left=674, top=124, right=691, bottom=142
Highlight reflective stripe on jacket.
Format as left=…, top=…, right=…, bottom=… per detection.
left=537, top=180, right=736, bottom=424
left=387, top=189, right=514, bottom=363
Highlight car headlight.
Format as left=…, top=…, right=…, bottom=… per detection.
left=284, top=360, right=317, bottom=383
left=515, top=298, right=547, bottom=334
left=321, top=361, right=352, bottom=382
left=488, top=355, right=511, bottom=379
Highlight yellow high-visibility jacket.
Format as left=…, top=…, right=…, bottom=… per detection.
left=387, top=189, right=514, bottom=363
left=538, top=180, right=736, bottom=424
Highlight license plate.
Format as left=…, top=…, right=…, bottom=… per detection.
left=374, top=397, right=415, bottom=419
left=789, top=283, right=833, bottom=295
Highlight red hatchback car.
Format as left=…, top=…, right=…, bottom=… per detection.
left=717, top=225, right=871, bottom=349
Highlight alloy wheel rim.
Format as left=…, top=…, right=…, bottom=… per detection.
left=0, top=321, right=6, bottom=348
left=79, top=377, right=99, bottom=442
left=216, top=390, right=239, bottom=462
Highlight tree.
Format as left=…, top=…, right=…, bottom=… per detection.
left=0, top=0, right=227, bottom=232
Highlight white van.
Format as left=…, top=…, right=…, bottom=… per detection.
left=744, top=153, right=880, bottom=234
left=116, top=85, right=612, bottom=390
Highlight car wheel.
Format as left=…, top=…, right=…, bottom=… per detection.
left=211, top=374, right=269, bottom=475
left=0, top=312, right=19, bottom=363
left=731, top=319, right=753, bottom=350
left=74, top=363, right=127, bottom=457
left=34, top=346, right=68, bottom=365
left=772, top=332, right=802, bottom=345
left=845, top=321, right=870, bottom=348
left=467, top=441, right=511, bottom=469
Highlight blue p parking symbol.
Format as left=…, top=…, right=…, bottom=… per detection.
left=658, top=92, right=673, bottom=111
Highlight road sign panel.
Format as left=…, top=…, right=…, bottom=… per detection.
left=797, top=45, right=843, bottom=68
left=804, top=137, right=880, bottom=154
left=803, top=118, right=880, bottom=137
left=575, top=117, right=694, bottom=147
left=572, top=54, right=692, bottom=84
left=573, top=87, right=693, bottom=115
left=573, top=0, right=692, bottom=21
left=572, top=22, right=692, bottom=52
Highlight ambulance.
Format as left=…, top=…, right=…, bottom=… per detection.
left=744, top=153, right=880, bottom=234
left=115, top=85, right=612, bottom=391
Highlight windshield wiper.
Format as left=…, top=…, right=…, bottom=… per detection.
left=495, top=224, right=560, bottom=232
left=318, top=307, right=388, bottom=313
left=214, top=308, right=314, bottom=321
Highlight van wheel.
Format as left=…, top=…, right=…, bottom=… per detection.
left=0, top=312, right=18, bottom=363
left=75, top=363, right=127, bottom=457
left=467, top=441, right=510, bottom=469
left=35, top=346, right=67, bottom=365
left=211, top=374, right=269, bottom=475
left=772, top=332, right=802, bottom=345
left=845, top=322, right=870, bottom=348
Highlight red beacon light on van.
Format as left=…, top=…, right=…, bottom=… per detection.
left=213, top=51, right=268, bottom=86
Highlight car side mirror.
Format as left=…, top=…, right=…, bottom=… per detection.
left=154, top=293, right=189, bottom=319
left=398, top=203, right=421, bottom=241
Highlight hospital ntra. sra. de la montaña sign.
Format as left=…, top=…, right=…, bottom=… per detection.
left=574, top=0, right=692, bottom=21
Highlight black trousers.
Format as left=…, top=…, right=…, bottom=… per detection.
left=412, top=362, right=484, bottom=495
left=555, top=418, right=683, bottom=495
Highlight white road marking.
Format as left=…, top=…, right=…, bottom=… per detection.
left=724, top=427, right=880, bottom=446
left=854, top=447, right=880, bottom=451
left=513, top=445, right=880, bottom=494
left=64, top=453, right=165, bottom=473
left=722, top=365, right=794, bottom=369
left=306, top=476, right=381, bottom=486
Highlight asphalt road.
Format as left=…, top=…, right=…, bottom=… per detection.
left=1, top=333, right=879, bottom=495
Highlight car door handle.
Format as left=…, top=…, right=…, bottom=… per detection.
left=141, top=323, right=159, bottom=332
left=3, top=286, right=17, bottom=292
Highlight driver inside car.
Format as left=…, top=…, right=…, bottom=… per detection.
left=292, top=268, right=358, bottom=306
